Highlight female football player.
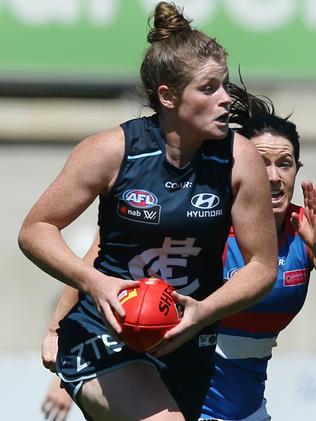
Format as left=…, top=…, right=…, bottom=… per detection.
left=19, top=3, right=277, bottom=420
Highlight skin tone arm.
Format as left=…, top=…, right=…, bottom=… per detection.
left=155, top=133, right=278, bottom=356
left=291, top=180, right=316, bottom=269
left=18, top=128, right=140, bottom=336
left=41, top=376, right=74, bottom=421
left=42, top=235, right=100, bottom=372
left=41, top=237, right=100, bottom=421
left=42, top=285, right=78, bottom=372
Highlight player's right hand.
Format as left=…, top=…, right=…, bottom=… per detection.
left=88, top=275, right=140, bottom=336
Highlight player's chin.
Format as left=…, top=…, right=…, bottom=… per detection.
left=271, top=202, right=288, bottom=218
left=210, top=123, right=229, bottom=139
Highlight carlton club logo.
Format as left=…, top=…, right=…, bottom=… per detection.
left=118, top=189, right=161, bottom=224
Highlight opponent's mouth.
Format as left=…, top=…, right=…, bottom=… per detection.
left=271, top=190, right=284, bottom=200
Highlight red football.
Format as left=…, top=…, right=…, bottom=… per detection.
left=116, top=277, right=182, bottom=352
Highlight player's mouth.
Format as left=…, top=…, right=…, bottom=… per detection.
left=271, top=189, right=284, bottom=203
left=214, top=113, right=229, bottom=125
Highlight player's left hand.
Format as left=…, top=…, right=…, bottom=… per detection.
left=290, top=180, right=316, bottom=256
left=153, top=291, right=205, bottom=357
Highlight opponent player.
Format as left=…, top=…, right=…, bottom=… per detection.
left=200, top=88, right=316, bottom=421
left=19, top=2, right=277, bottom=420
left=41, top=376, right=74, bottom=421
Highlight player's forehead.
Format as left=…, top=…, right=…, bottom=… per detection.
left=192, top=58, right=228, bottom=84
left=252, top=134, right=294, bottom=158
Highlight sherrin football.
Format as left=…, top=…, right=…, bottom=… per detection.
left=115, top=277, right=182, bottom=353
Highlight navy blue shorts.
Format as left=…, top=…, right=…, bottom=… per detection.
left=56, top=297, right=217, bottom=421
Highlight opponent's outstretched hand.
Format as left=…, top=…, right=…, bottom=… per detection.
left=291, top=180, right=316, bottom=256
left=41, top=376, right=73, bottom=421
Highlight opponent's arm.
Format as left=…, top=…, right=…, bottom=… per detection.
left=46, top=233, right=100, bottom=332
left=42, top=285, right=79, bottom=372
left=41, top=376, right=73, bottom=421
left=42, top=233, right=100, bottom=371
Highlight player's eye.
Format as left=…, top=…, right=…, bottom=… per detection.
left=279, top=159, right=294, bottom=168
left=202, top=85, right=217, bottom=94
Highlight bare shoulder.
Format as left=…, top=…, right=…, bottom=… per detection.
left=232, top=132, right=261, bottom=163
left=231, top=132, right=267, bottom=193
left=65, top=126, right=125, bottom=193
left=73, top=126, right=124, bottom=164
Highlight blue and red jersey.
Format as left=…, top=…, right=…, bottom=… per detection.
left=201, top=204, right=312, bottom=420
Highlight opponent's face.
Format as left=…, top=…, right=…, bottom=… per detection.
left=176, top=58, right=231, bottom=141
left=252, top=133, right=298, bottom=227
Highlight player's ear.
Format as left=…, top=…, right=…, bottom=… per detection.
left=158, top=85, right=176, bottom=109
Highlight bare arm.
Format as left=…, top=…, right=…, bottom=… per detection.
left=46, top=234, right=100, bottom=332
left=42, top=234, right=100, bottom=371
left=18, top=128, right=139, bottom=334
left=41, top=285, right=79, bottom=372
left=41, top=376, right=73, bottom=421
left=156, top=134, right=278, bottom=356
left=291, top=180, right=316, bottom=269
left=199, top=134, right=278, bottom=319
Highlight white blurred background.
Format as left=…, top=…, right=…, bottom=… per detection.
left=1, top=1, right=316, bottom=420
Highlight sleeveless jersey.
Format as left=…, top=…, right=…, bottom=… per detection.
left=56, top=115, right=234, bottom=420
left=82, top=114, right=234, bottom=313
left=201, top=204, right=311, bottom=420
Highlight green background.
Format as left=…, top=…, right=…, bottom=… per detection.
left=0, top=1, right=315, bottom=82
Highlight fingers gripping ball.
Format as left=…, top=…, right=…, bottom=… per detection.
left=116, top=277, right=182, bottom=352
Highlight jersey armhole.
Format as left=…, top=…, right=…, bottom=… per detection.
left=107, top=124, right=129, bottom=195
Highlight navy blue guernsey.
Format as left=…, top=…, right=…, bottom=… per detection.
left=57, top=114, right=235, bottom=420
left=93, top=114, right=233, bottom=302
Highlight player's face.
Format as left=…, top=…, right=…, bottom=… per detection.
left=176, top=58, right=231, bottom=141
left=252, top=133, right=298, bottom=227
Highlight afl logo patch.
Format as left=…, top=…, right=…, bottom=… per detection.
left=122, top=189, right=158, bottom=209
left=191, top=193, right=220, bottom=209
left=119, top=189, right=161, bottom=224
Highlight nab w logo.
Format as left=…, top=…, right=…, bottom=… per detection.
left=118, top=199, right=161, bottom=224
left=144, top=210, right=157, bottom=220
